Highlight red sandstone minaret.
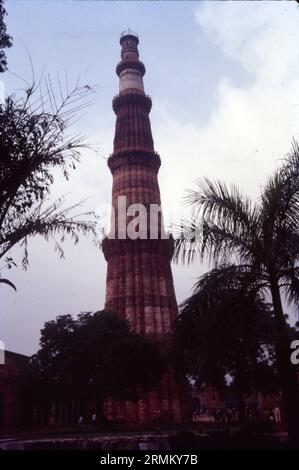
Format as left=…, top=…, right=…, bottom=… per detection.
left=102, top=30, right=191, bottom=424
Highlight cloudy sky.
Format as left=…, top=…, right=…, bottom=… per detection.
left=1, top=0, right=299, bottom=355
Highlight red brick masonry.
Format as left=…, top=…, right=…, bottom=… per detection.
left=102, top=32, right=191, bottom=424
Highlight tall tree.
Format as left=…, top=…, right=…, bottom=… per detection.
left=173, top=266, right=278, bottom=423
left=0, top=0, right=12, bottom=72
left=0, top=79, right=99, bottom=289
left=23, top=311, right=165, bottom=425
left=174, top=141, right=299, bottom=443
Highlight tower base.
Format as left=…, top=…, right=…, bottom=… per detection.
left=104, top=369, right=192, bottom=425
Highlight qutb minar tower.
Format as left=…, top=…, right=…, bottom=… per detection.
left=102, top=30, right=191, bottom=424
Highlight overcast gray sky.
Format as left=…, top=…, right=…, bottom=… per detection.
left=1, top=1, right=299, bottom=355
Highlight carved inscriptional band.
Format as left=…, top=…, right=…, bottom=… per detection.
left=102, top=237, right=175, bottom=261
left=112, top=93, right=152, bottom=114
left=108, top=150, right=161, bottom=174
left=116, top=60, right=146, bottom=77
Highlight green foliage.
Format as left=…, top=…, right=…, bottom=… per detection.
left=0, top=0, right=12, bottom=72
left=173, top=266, right=278, bottom=400
left=174, top=141, right=299, bottom=441
left=23, top=311, right=165, bottom=421
left=0, top=79, right=100, bottom=284
left=174, top=141, right=299, bottom=299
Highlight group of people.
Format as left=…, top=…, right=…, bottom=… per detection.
left=193, top=404, right=283, bottom=428
left=264, top=406, right=282, bottom=426
left=212, top=408, right=240, bottom=423
left=77, top=413, right=97, bottom=427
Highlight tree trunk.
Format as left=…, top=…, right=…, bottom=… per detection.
left=270, top=277, right=299, bottom=445
left=95, top=394, right=107, bottom=427
left=235, top=379, right=246, bottom=425
left=237, top=394, right=246, bottom=425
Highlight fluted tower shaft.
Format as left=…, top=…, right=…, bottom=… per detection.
left=102, top=32, right=177, bottom=338
left=102, top=31, right=191, bottom=424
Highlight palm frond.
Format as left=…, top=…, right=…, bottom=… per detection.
left=262, top=140, right=299, bottom=236
left=280, top=266, right=299, bottom=306
left=176, top=264, right=270, bottom=384
left=0, top=196, right=101, bottom=268
left=0, top=278, right=16, bottom=291
left=191, top=264, right=266, bottom=301
left=172, top=217, right=202, bottom=264
left=186, top=177, right=259, bottom=236
left=174, top=178, right=262, bottom=266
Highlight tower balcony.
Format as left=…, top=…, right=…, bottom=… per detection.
left=102, top=237, right=175, bottom=262
left=120, top=29, right=139, bottom=40
left=116, top=60, right=146, bottom=77
left=107, top=149, right=161, bottom=174
left=112, top=92, right=152, bottom=114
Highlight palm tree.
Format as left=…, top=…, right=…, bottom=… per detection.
left=173, top=265, right=278, bottom=424
left=174, top=141, right=299, bottom=443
